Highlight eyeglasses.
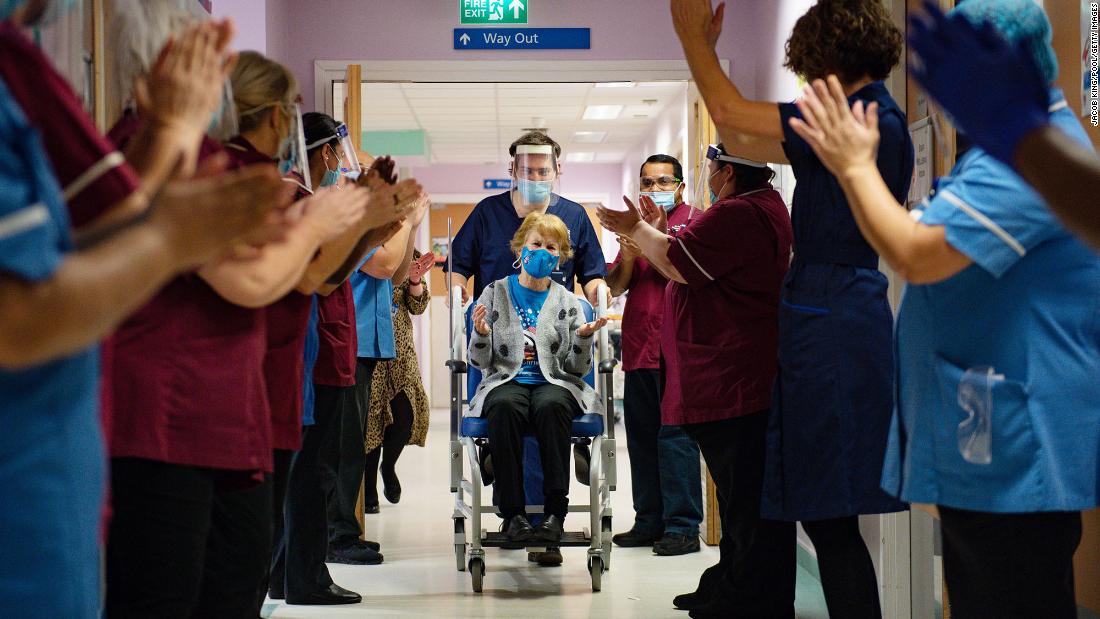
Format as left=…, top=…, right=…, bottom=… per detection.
left=639, top=176, right=682, bottom=190
left=517, top=167, right=555, bottom=178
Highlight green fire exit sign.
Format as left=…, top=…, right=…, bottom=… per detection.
left=461, top=0, right=528, bottom=24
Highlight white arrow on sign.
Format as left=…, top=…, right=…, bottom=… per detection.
left=509, top=0, right=524, bottom=19
left=459, top=32, right=471, bottom=46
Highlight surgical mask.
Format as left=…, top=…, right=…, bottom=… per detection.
left=641, top=190, right=678, bottom=211
left=517, top=247, right=559, bottom=280
left=516, top=178, right=553, bottom=205
left=708, top=169, right=730, bottom=205
left=320, top=168, right=341, bottom=188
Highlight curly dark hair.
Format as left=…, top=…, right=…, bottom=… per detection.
left=784, top=0, right=902, bottom=84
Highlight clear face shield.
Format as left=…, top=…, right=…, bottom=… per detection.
left=276, top=102, right=312, bottom=194
left=334, top=123, right=362, bottom=180
left=510, top=145, right=560, bottom=212
left=206, top=77, right=240, bottom=142
left=697, top=144, right=769, bottom=214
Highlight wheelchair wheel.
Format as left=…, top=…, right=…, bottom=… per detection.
left=469, top=557, right=484, bottom=593
left=601, top=516, right=613, bottom=571
left=588, top=556, right=603, bottom=592
left=454, top=519, right=466, bottom=572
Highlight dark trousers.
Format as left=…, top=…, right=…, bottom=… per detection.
left=327, top=358, right=376, bottom=546
left=623, top=369, right=703, bottom=537
left=271, top=384, right=354, bottom=598
left=364, top=391, right=415, bottom=503
left=801, top=516, right=882, bottom=619
left=484, top=381, right=581, bottom=520
left=939, top=506, right=1082, bottom=619
left=261, top=449, right=294, bottom=604
left=105, top=458, right=272, bottom=619
left=683, top=413, right=796, bottom=618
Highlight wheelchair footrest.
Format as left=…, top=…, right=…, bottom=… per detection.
left=480, top=531, right=591, bottom=548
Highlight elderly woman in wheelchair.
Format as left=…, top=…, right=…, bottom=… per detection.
left=466, top=212, right=608, bottom=545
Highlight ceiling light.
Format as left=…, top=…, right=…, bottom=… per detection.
left=573, top=131, right=607, bottom=143
left=565, top=152, right=595, bottom=162
left=583, top=105, right=623, bottom=120
left=595, top=82, right=636, bottom=88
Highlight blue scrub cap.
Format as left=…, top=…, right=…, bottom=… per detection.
left=950, top=0, right=1058, bottom=84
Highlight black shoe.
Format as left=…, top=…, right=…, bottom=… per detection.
left=527, top=546, right=563, bottom=566
left=573, top=443, right=591, bottom=485
left=267, top=586, right=285, bottom=601
left=327, top=543, right=384, bottom=565
left=382, top=467, right=402, bottom=504
left=673, top=590, right=710, bottom=611
left=355, top=539, right=382, bottom=552
left=504, top=514, right=535, bottom=543
left=533, top=514, right=564, bottom=544
left=285, top=583, right=362, bottom=605
left=364, top=501, right=380, bottom=514
left=612, top=528, right=662, bottom=547
left=673, top=563, right=723, bottom=610
left=654, top=533, right=701, bottom=556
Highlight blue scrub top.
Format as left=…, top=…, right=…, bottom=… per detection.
left=446, top=191, right=607, bottom=302
left=882, top=91, right=1100, bottom=513
left=301, top=296, right=320, bottom=426
left=350, top=246, right=396, bottom=360
left=0, top=77, right=103, bottom=619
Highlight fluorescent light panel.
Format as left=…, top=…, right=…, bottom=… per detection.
left=573, top=131, right=607, bottom=143
left=582, top=105, right=623, bottom=120
left=565, top=152, right=595, bottom=162
left=595, top=81, right=636, bottom=88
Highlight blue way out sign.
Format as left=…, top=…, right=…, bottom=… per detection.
left=454, top=28, right=590, bottom=50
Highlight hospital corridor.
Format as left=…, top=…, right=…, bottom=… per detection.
left=2, top=1, right=1100, bottom=618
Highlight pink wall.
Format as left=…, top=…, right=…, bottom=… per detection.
left=212, top=0, right=267, bottom=53
left=264, top=0, right=290, bottom=66
left=411, top=163, right=621, bottom=201
left=272, top=0, right=772, bottom=111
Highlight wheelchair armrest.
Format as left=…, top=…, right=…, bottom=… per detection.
left=598, top=359, right=617, bottom=374
left=446, top=359, right=468, bottom=374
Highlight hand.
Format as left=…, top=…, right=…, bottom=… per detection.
left=596, top=196, right=643, bottom=235
left=671, top=0, right=726, bottom=49
left=576, top=316, right=609, bottom=338
left=408, top=251, right=435, bottom=283
left=358, top=155, right=397, bottom=190
left=472, top=304, right=491, bottom=336
left=152, top=162, right=295, bottom=268
left=907, top=0, right=1049, bottom=164
left=135, top=20, right=236, bottom=176
left=299, top=186, right=369, bottom=243
left=408, top=194, right=431, bottom=228
left=637, top=194, right=668, bottom=234
left=617, top=235, right=641, bottom=260
left=788, top=76, right=880, bottom=178
left=363, top=178, right=424, bottom=230
left=443, top=286, right=470, bottom=308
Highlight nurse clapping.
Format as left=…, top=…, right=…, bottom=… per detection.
left=788, top=2, right=1100, bottom=615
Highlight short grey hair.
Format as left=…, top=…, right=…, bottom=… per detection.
left=109, top=0, right=194, bottom=112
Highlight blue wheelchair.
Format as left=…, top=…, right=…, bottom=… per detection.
left=447, top=284, right=618, bottom=593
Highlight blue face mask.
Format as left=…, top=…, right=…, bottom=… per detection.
left=320, top=168, right=341, bottom=188
left=516, top=178, right=553, bottom=205
left=641, top=190, right=678, bottom=211
left=518, top=247, right=559, bottom=280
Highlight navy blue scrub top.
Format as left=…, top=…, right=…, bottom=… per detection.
left=446, top=191, right=607, bottom=301
left=779, top=81, right=914, bottom=267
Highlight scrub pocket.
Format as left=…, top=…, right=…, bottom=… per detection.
left=933, top=355, right=1039, bottom=490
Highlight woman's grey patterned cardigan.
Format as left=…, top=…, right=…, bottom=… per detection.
left=466, top=277, right=601, bottom=418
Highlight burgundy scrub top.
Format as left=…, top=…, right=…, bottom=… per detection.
left=610, top=203, right=692, bottom=372
left=105, top=125, right=272, bottom=474
left=313, top=280, right=358, bottom=387
left=224, top=137, right=313, bottom=451
left=661, top=186, right=792, bottom=426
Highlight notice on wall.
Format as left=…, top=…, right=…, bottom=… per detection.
left=907, top=117, right=933, bottom=207
left=432, top=237, right=450, bottom=264
left=1083, top=1, right=1099, bottom=123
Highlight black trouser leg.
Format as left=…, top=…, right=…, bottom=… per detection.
left=281, top=385, right=350, bottom=599
left=363, top=447, right=381, bottom=505
left=193, top=475, right=272, bottom=619
left=684, top=412, right=796, bottom=618
left=105, top=458, right=214, bottom=619
left=802, top=516, right=881, bottom=619
left=529, top=383, right=581, bottom=520
left=381, top=392, right=414, bottom=480
left=939, top=507, right=1081, bottom=619
left=328, top=359, right=375, bottom=546
left=484, top=382, right=533, bottom=519
left=623, top=369, right=664, bottom=536
left=265, top=449, right=295, bottom=599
